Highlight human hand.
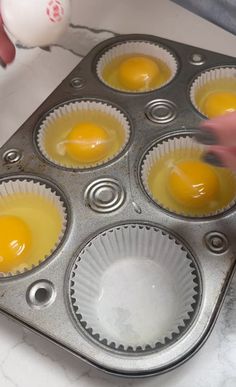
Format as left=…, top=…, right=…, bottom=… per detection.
left=195, top=112, right=236, bottom=172
left=0, top=14, right=15, bottom=67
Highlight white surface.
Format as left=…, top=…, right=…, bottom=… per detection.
left=0, top=0, right=236, bottom=386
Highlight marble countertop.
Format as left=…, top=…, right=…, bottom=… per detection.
left=0, top=1, right=236, bottom=386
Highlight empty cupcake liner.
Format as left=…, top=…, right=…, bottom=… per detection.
left=140, top=136, right=236, bottom=217
left=70, top=223, right=200, bottom=352
left=36, top=100, right=131, bottom=169
left=190, top=67, right=236, bottom=117
left=0, top=179, right=67, bottom=277
left=96, top=41, right=178, bottom=92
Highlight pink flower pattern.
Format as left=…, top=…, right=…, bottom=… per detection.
left=46, top=0, right=64, bottom=23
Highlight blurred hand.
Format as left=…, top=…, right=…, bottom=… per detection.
left=0, top=14, right=15, bottom=67
left=195, top=112, right=236, bottom=172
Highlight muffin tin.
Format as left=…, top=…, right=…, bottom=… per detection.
left=0, top=34, right=236, bottom=377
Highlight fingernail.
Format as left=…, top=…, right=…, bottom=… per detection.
left=0, top=58, right=6, bottom=69
left=202, top=152, right=224, bottom=167
left=194, top=129, right=219, bottom=145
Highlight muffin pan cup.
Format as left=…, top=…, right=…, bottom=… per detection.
left=0, top=34, right=236, bottom=377
left=36, top=100, right=131, bottom=169
left=190, top=66, right=236, bottom=117
left=0, top=177, right=68, bottom=277
left=140, top=135, right=236, bottom=217
left=70, top=223, right=199, bottom=351
left=96, top=40, right=178, bottom=92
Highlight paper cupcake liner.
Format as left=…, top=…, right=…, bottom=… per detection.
left=96, top=41, right=178, bottom=92
left=140, top=135, right=236, bottom=217
left=190, top=67, right=236, bottom=117
left=0, top=179, right=67, bottom=277
left=70, top=224, right=200, bottom=351
left=36, top=100, right=131, bottom=169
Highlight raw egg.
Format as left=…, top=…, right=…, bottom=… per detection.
left=0, top=215, right=32, bottom=272
left=146, top=143, right=236, bottom=217
left=203, top=91, right=236, bottom=118
left=101, top=53, right=171, bottom=92
left=0, top=187, right=64, bottom=276
left=42, top=105, right=128, bottom=168
left=167, top=160, right=219, bottom=208
left=117, top=55, right=160, bottom=90
left=65, top=122, right=110, bottom=163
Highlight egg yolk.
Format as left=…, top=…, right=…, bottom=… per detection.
left=0, top=215, right=32, bottom=272
left=65, top=122, right=110, bottom=163
left=118, top=55, right=160, bottom=91
left=167, top=160, right=219, bottom=208
left=203, top=91, right=236, bottom=118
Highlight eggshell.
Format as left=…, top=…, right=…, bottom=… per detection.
left=1, top=0, right=71, bottom=47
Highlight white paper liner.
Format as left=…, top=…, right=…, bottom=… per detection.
left=0, top=179, right=67, bottom=277
left=70, top=224, right=199, bottom=351
left=36, top=101, right=131, bottom=169
left=190, top=67, right=236, bottom=117
left=140, top=136, right=236, bottom=217
left=96, top=41, right=178, bottom=92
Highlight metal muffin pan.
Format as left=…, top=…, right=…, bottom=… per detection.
left=0, top=34, right=236, bottom=377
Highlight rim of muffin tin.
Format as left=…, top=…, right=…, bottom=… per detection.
left=0, top=173, right=70, bottom=280
left=138, top=129, right=236, bottom=221
left=94, top=39, right=180, bottom=94
left=188, top=65, right=236, bottom=118
left=68, top=221, right=201, bottom=354
left=33, top=98, right=133, bottom=172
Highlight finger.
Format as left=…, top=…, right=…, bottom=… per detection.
left=0, top=15, right=15, bottom=65
left=202, top=145, right=236, bottom=172
left=196, top=112, right=236, bottom=147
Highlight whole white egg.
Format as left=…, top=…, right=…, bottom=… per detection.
left=1, top=0, right=71, bottom=47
